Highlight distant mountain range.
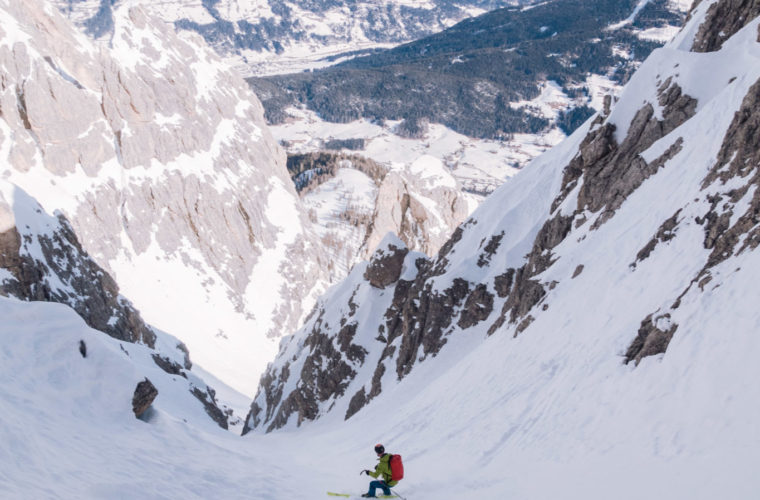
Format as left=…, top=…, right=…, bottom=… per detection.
left=249, top=0, right=688, bottom=139
left=2, top=0, right=327, bottom=396
left=247, top=0, right=760, bottom=438
left=54, top=0, right=530, bottom=73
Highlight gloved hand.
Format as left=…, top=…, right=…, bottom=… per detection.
left=361, top=469, right=371, bottom=475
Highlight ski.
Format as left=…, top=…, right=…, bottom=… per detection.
left=326, top=494, right=397, bottom=499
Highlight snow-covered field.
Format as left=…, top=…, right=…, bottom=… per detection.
left=274, top=107, right=567, bottom=197
left=272, top=63, right=629, bottom=198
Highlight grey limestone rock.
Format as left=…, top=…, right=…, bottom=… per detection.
left=553, top=80, right=696, bottom=227
left=634, top=210, right=682, bottom=266
left=571, top=265, right=584, bottom=279
left=152, top=354, right=186, bottom=378
left=477, top=232, right=504, bottom=268
left=190, top=386, right=229, bottom=430
left=363, top=171, right=469, bottom=261
left=132, top=378, right=158, bottom=419
left=457, top=284, right=494, bottom=330
left=364, top=237, right=410, bottom=289
left=625, top=314, right=678, bottom=365
left=0, top=185, right=156, bottom=347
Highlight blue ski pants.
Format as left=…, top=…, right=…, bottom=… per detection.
left=367, top=480, right=392, bottom=496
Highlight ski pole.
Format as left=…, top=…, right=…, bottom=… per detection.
left=390, top=488, right=407, bottom=500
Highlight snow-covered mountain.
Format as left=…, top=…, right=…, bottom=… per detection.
left=1, top=181, right=157, bottom=348
left=254, top=0, right=692, bottom=199
left=54, top=0, right=526, bottom=75
left=2, top=1, right=760, bottom=499
left=246, top=0, right=760, bottom=455
left=0, top=0, right=326, bottom=395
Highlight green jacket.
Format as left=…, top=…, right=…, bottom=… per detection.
left=368, top=453, right=398, bottom=487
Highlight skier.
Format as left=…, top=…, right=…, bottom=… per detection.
left=360, top=444, right=398, bottom=498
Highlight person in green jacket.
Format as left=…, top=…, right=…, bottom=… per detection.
left=360, top=444, right=397, bottom=498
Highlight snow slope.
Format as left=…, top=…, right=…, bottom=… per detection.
left=0, top=256, right=757, bottom=500
left=2, top=1, right=760, bottom=499
left=247, top=0, right=760, bottom=495
left=2, top=213, right=758, bottom=498
left=0, top=297, right=250, bottom=497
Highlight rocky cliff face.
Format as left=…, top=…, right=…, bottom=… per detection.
left=0, top=180, right=231, bottom=429
left=245, top=233, right=427, bottom=432
left=690, top=0, right=760, bottom=52
left=245, top=0, right=760, bottom=432
left=0, top=182, right=157, bottom=348
left=0, top=0, right=326, bottom=395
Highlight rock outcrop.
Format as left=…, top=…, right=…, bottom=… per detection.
left=552, top=80, right=696, bottom=225
left=1, top=181, right=229, bottom=429
left=293, top=152, right=471, bottom=283
left=625, top=314, right=678, bottom=365
left=132, top=378, right=158, bottom=419
left=191, top=386, right=229, bottom=430
left=691, top=0, right=760, bottom=52
left=363, top=235, right=410, bottom=289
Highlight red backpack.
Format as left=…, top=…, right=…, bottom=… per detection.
left=389, top=454, right=404, bottom=482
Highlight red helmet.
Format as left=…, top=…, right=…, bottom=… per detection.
left=374, top=444, right=385, bottom=454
